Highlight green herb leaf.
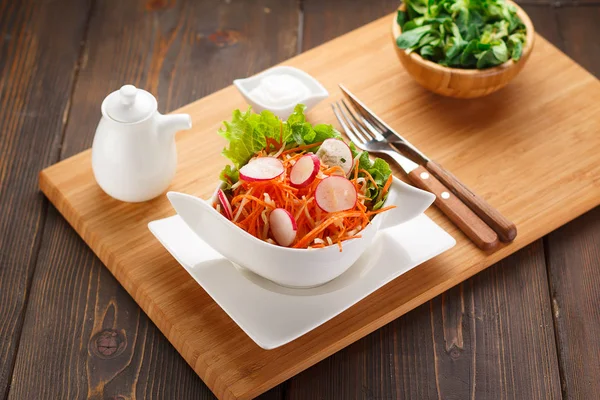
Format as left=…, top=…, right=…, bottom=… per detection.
left=492, top=40, right=509, bottom=62
left=219, top=165, right=240, bottom=188
left=407, top=0, right=429, bottom=19
left=352, top=151, right=393, bottom=203
left=445, top=38, right=466, bottom=60
left=397, top=10, right=408, bottom=29
left=402, top=19, right=421, bottom=32
left=508, top=32, right=525, bottom=60
left=421, top=45, right=436, bottom=59
left=466, top=23, right=480, bottom=41
left=396, top=25, right=434, bottom=49
left=370, top=158, right=392, bottom=185
left=358, top=151, right=372, bottom=171
left=348, top=142, right=360, bottom=159
left=372, top=199, right=386, bottom=211
left=460, top=39, right=480, bottom=66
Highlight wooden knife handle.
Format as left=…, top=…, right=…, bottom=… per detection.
left=408, top=166, right=499, bottom=251
left=426, top=161, right=517, bottom=243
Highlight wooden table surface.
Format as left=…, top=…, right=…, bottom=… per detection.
left=1, top=0, right=598, bottom=399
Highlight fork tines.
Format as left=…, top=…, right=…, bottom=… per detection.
left=332, top=100, right=382, bottom=149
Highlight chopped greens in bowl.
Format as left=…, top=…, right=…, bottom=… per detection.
left=396, top=0, right=527, bottom=69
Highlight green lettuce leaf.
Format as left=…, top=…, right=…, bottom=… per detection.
left=285, top=104, right=306, bottom=126
left=370, top=158, right=392, bottom=186
left=219, top=165, right=239, bottom=189
left=218, top=104, right=340, bottom=185
left=357, top=151, right=372, bottom=171
left=347, top=144, right=393, bottom=205
left=313, top=124, right=341, bottom=142
left=219, top=108, right=273, bottom=169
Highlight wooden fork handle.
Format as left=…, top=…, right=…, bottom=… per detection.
left=408, top=166, right=499, bottom=251
left=426, top=161, right=517, bottom=243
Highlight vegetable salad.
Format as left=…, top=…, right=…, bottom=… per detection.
left=215, top=105, right=395, bottom=250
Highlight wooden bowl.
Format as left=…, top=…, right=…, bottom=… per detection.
left=391, top=2, right=535, bottom=98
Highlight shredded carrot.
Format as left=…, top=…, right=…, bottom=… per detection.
left=366, top=205, right=396, bottom=216
left=359, top=168, right=378, bottom=188
left=293, top=211, right=363, bottom=248
left=281, top=141, right=324, bottom=155
left=231, top=194, right=274, bottom=208
left=323, top=165, right=346, bottom=176
left=215, top=147, right=396, bottom=250
left=382, top=174, right=393, bottom=195
left=282, top=152, right=305, bottom=165
left=279, top=122, right=284, bottom=144
left=266, top=138, right=280, bottom=152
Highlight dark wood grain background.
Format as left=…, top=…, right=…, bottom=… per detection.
left=0, top=0, right=598, bottom=399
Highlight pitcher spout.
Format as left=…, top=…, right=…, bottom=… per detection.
left=157, top=112, right=192, bottom=140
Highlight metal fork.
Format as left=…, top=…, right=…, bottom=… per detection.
left=332, top=100, right=499, bottom=251
left=339, top=85, right=516, bottom=243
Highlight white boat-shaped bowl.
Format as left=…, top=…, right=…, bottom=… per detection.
left=233, top=66, right=329, bottom=120
left=167, top=177, right=434, bottom=288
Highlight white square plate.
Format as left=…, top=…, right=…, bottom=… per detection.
left=149, top=214, right=455, bottom=349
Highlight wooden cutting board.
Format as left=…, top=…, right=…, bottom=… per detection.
left=39, top=13, right=600, bottom=400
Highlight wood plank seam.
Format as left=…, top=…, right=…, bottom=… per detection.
left=0, top=5, right=42, bottom=393
left=552, top=6, right=568, bottom=58
left=3, top=0, right=96, bottom=397
left=296, top=0, right=305, bottom=55
left=1, top=203, right=49, bottom=400
left=57, top=0, right=97, bottom=160
left=542, top=235, right=569, bottom=400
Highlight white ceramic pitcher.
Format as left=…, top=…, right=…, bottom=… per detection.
left=92, top=85, right=192, bottom=202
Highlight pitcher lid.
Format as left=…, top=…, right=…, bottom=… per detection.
left=104, top=85, right=157, bottom=123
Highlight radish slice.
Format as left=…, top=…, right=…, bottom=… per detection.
left=316, top=138, right=353, bottom=175
left=269, top=208, right=297, bottom=247
left=290, top=153, right=320, bottom=188
left=239, top=157, right=284, bottom=182
left=217, top=189, right=233, bottom=220
left=315, top=176, right=357, bottom=213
